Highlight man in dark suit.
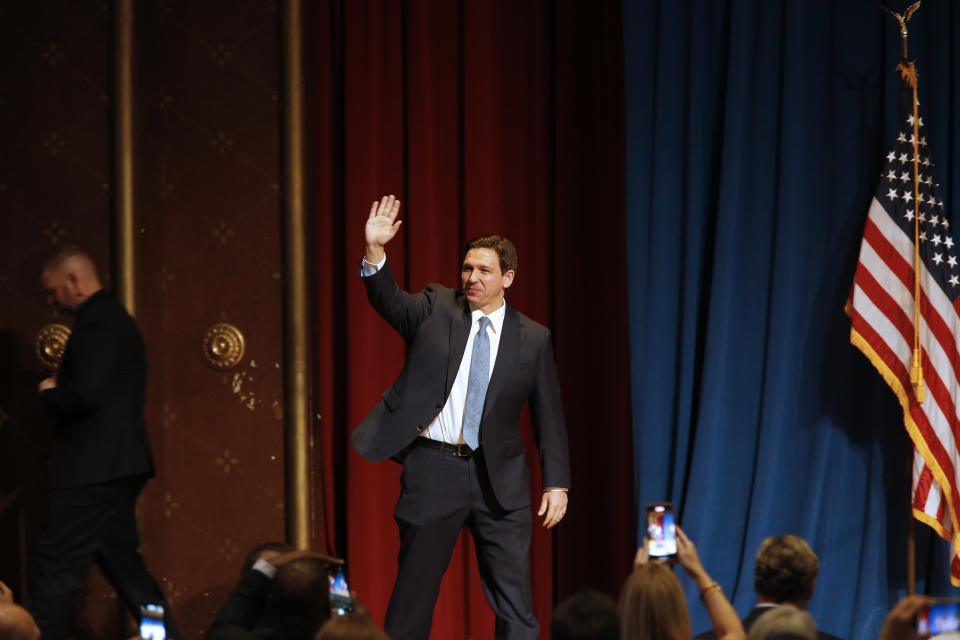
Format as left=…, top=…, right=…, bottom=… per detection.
left=29, top=246, right=179, bottom=639
left=695, top=535, right=842, bottom=640
left=353, top=195, right=571, bottom=640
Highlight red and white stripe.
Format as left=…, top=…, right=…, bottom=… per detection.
left=849, top=196, right=960, bottom=585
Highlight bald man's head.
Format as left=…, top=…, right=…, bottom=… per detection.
left=0, top=603, right=40, bottom=640
left=41, top=245, right=103, bottom=313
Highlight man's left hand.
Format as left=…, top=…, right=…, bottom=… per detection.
left=538, top=490, right=568, bottom=529
left=38, top=377, right=56, bottom=392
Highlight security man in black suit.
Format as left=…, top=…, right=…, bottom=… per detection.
left=353, top=195, right=571, bottom=640
left=29, top=246, right=179, bottom=639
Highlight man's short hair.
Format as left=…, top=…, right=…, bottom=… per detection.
left=271, top=557, right=331, bottom=631
left=754, top=535, right=819, bottom=604
left=746, top=605, right=816, bottom=640
left=552, top=588, right=619, bottom=640
left=464, top=235, right=518, bottom=275
left=42, top=244, right=96, bottom=275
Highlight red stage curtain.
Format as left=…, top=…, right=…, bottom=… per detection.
left=315, top=2, right=633, bottom=637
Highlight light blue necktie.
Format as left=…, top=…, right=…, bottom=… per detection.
left=462, top=316, right=490, bottom=450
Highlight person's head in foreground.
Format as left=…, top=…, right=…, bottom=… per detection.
left=552, top=588, right=620, bottom=640
left=0, top=603, right=41, bottom=640
left=618, top=563, right=690, bottom=640
left=754, top=535, right=819, bottom=609
left=745, top=605, right=816, bottom=640
left=314, top=614, right=391, bottom=640
left=271, top=557, right=331, bottom=634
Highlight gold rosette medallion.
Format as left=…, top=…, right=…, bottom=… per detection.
left=202, top=322, right=245, bottom=370
left=35, top=324, right=71, bottom=371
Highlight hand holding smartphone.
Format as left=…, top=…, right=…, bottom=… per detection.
left=645, top=502, right=677, bottom=561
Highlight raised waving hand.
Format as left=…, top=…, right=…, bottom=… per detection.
left=364, top=194, right=402, bottom=264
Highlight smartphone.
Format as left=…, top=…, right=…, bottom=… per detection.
left=918, top=598, right=960, bottom=635
left=645, top=502, right=677, bottom=560
left=139, top=604, right=166, bottom=640
left=328, top=563, right=353, bottom=617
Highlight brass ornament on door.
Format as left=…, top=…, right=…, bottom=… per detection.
left=202, top=322, right=245, bottom=370
left=35, top=324, right=71, bottom=371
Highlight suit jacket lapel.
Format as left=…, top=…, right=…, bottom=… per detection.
left=482, top=304, right=523, bottom=421
left=446, top=296, right=472, bottom=398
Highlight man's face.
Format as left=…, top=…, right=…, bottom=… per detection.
left=41, top=268, right=80, bottom=313
left=461, top=247, right=514, bottom=313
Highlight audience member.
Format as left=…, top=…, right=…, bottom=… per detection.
left=207, top=550, right=340, bottom=640
left=269, top=557, right=330, bottom=637
left=746, top=605, right=816, bottom=640
left=314, top=616, right=390, bottom=640
left=621, top=527, right=744, bottom=640
left=552, top=589, right=619, bottom=640
left=0, top=603, right=40, bottom=640
left=696, top=535, right=840, bottom=640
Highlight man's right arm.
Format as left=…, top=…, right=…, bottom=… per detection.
left=361, top=260, right=434, bottom=343
left=359, top=195, right=435, bottom=341
left=39, top=325, right=119, bottom=423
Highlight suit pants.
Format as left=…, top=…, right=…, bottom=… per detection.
left=383, top=444, right=538, bottom=640
left=27, top=476, right=180, bottom=640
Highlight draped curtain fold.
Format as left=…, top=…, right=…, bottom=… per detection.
left=313, top=2, right=631, bottom=637
left=624, top=2, right=960, bottom=639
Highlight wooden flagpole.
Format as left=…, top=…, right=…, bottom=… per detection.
left=882, top=0, right=922, bottom=597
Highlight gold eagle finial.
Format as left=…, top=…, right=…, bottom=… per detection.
left=882, top=2, right=921, bottom=58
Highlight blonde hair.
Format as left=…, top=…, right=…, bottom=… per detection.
left=618, top=563, right=690, bottom=640
left=746, top=605, right=816, bottom=640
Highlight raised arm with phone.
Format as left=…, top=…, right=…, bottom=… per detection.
left=625, top=527, right=745, bottom=640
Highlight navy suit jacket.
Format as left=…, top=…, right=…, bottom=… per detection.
left=39, top=290, right=154, bottom=488
left=351, top=261, right=571, bottom=510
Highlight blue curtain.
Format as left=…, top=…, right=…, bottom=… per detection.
left=624, top=2, right=960, bottom=639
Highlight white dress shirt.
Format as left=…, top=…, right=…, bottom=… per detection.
left=361, top=253, right=504, bottom=445
left=422, top=303, right=504, bottom=444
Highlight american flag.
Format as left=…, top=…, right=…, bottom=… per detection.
left=848, top=62, right=960, bottom=585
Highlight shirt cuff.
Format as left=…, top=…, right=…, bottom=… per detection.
left=252, top=558, right=277, bottom=579
left=360, top=254, right=386, bottom=277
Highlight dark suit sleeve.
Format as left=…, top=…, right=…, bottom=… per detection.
left=529, top=330, right=571, bottom=490
left=205, top=569, right=273, bottom=640
left=363, top=261, right=437, bottom=342
left=40, top=324, right=120, bottom=423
